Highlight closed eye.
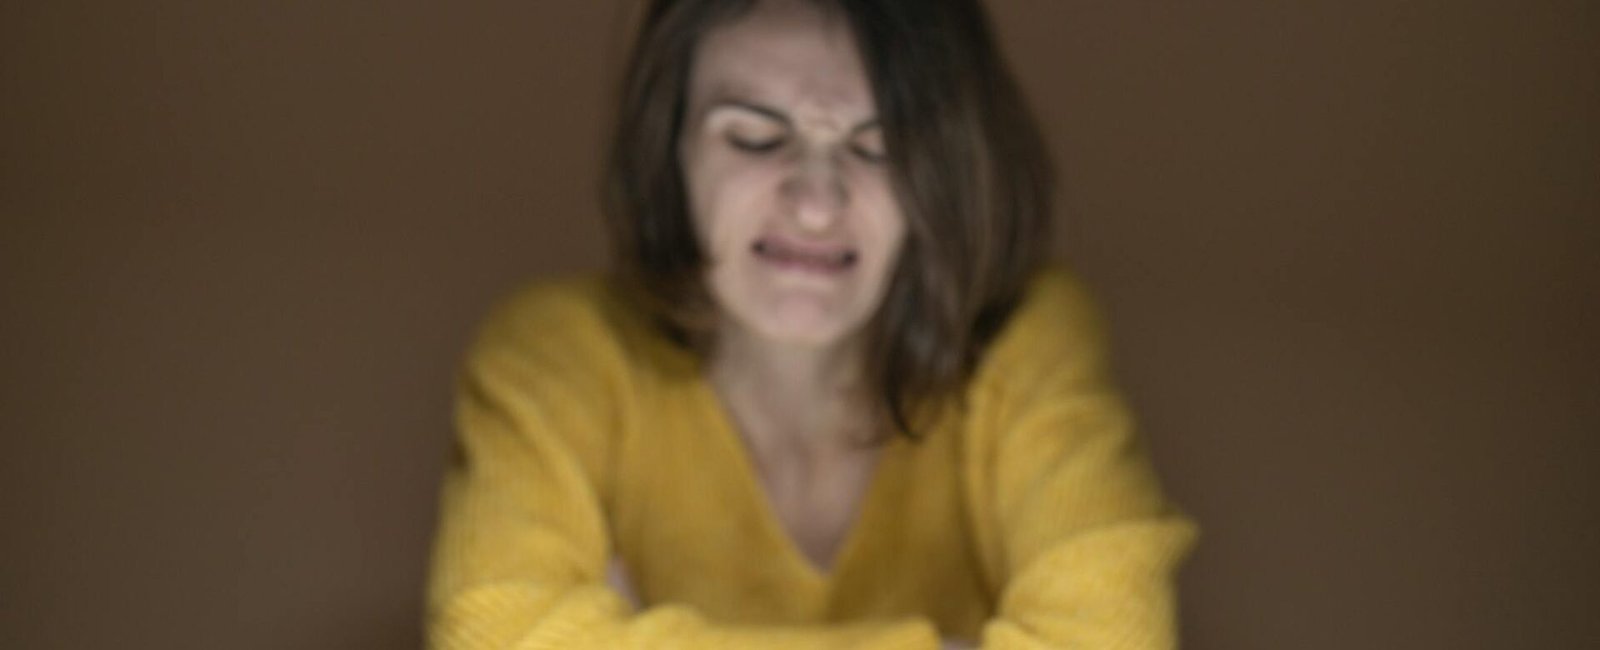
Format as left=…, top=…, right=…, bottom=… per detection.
left=727, top=133, right=787, bottom=154
left=849, top=128, right=885, bottom=163
left=849, top=142, right=885, bottom=163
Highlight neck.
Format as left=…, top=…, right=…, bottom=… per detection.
left=707, top=326, right=873, bottom=457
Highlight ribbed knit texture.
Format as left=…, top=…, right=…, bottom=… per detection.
left=427, top=267, right=1197, bottom=649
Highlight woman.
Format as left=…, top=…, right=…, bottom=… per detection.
left=427, top=0, right=1196, bottom=648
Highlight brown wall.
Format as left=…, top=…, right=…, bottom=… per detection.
left=2, top=1, right=1595, bottom=648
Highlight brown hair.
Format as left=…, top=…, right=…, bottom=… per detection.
left=601, top=0, right=1053, bottom=438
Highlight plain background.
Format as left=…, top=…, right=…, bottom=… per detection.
left=2, top=1, right=1595, bottom=648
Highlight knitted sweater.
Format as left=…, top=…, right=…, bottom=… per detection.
left=426, top=268, right=1196, bottom=649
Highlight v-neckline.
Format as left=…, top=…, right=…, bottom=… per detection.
left=689, top=373, right=898, bottom=590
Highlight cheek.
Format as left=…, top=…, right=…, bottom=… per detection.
left=853, top=175, right=907, bottom=260
left=686, top=154, right=780, bottom=255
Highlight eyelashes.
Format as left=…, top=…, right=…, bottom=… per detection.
left=727, top=133, right=786, bottom=154
left=848, top=141, right=885, bottom=163
left=723, top=132, right=885, bottom=163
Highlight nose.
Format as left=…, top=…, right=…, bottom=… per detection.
left=784, top=153, right=847, bottom=233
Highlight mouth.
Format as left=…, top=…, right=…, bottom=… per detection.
left=751, top=237, right=858, bottom=274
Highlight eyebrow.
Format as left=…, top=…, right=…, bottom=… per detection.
left=702, top=98, right=880, bottom=134
left=705, top=99, right=791, bottom=127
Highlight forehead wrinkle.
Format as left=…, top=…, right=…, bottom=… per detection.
left=705, top=100, right=790, bottom=127
left=693, top=81, right=877, bottom=136
left=687, top=6, right=876, bottom=129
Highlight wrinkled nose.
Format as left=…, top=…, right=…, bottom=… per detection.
left=784, top=154, right=847, bottom=232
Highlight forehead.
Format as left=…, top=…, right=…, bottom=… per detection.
left=686, top=0, right=875, bottom=120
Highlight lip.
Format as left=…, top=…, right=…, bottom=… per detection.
left=751, top=236, right=858, bottom=274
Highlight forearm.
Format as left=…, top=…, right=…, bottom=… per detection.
left=430, top=582, right=940, bottom=650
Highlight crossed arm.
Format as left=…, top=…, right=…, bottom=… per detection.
left=426, top=277, right=1195, bottom=649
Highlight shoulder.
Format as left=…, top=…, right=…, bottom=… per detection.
left=476, top=275, right=615, bottom=341
left=456, top=275, right=663, bottom=498
left=973, top=264, right=1114, bottom=396
left=465, top=273, right=665, bottom=388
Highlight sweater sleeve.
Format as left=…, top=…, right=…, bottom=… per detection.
left=425, top=283, right=941, bottom=650
left=971, top=271, right=1198, bottom=650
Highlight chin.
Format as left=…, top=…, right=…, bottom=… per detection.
left=743, top=303, right=860, bottom=349
left=746, top=319, right=854, bottom=349
left=723, top=288, right=871, bottom=349
left=706, top=256, right=889, bottom=349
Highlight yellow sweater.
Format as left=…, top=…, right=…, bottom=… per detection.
left=427, top=268, right=1196, bottom=649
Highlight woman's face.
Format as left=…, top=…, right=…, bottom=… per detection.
left=679, top=0, right=905, bottom=351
